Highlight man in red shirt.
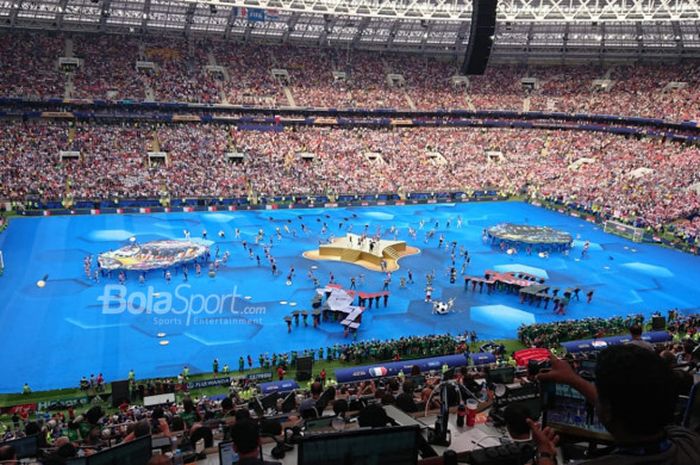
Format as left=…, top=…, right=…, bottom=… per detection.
left=119, top=400, right=129, bottom=414
left=277, top=366, right=285, bottom=381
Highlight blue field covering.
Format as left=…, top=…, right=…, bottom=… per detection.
left=0, top=201, right=699, bottom=392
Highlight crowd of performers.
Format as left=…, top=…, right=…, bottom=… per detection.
left=82, top=212, right=596, bottom=326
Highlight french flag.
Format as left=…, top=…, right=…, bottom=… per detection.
left=369, top=366, right=388, bottom=378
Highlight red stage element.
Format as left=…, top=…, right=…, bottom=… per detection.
left=514, top=348, right=551, bottom=366
left=465, top=269, right=542, bottom=288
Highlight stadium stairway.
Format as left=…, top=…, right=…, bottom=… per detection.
left=383, top=246, right=400, bottom=261
left=283, top=86, right=297, bottom=107
left=64, top=73, right=74, bottom=100
left=64, top=37, right=74, bottom=58
left=67, top=127, right=76, bottom=149
left=404, top=91, right=417, bottom=110
left=465, top=94, right=476, bottom=111
left=143, top=80, right=156, bottom=102
left=380, top=56, right=391, bottom=74
left=603, top=65, right=617, bottom=80
left=206, top=51, right=230, bottom=104
left=220, top=89, right=230, bottom=105
left=227, top=131, right=236, bottom=154
left=523, top=96, right=531, bottom=112
left=149, top=132, right=161, bottom=152
left=340, top=249, right=362, bottom=262
left=137, top=43, right=156, bottom=101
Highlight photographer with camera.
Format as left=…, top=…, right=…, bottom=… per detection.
left=529, top=345, right=700, bottom=465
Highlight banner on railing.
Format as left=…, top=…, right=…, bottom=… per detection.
left=335, top=354, right=468, bottom=383
left=470, top=352, right=496, bottom=366
left=0, top=403, right=37, bottom=415
left=259, top=380, right=299, bottom=395
left=188, top=377, right=231, bottom=390
left=38, top=395, right=93, bottom=411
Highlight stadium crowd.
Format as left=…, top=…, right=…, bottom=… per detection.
left=518, top=314, right=647, bottom=347
left=518, top=311, right=699, bottom=349
left=0, top=32, right=65, bottom=99
left=1, top=314, right=698, bottom=465
left=238, top=334, right=462, bottom=372
left=1, top=121, right=699, bottom=241
left=1, top=31, right=700, bottom=121
left=0, top=330, right=476, bottom=463
left=71, top=35, right=146, bottom=101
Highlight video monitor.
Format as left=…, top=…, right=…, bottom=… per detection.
left=579, top=359, right=596, bottom=373
left=298, top=425, right=420, bottom=465
left=260, top=392, right=280, bottom=411
left=486, top=366, right=515, bottom=384
left=281, top=391, right=297, bottom=413
left=1, top=435, right=38, bottom=459
left=303, top=415, right=337, bottom=433
left=66, top=458, right=87, bottom=465
left=218, top=440, right=240, bottom=465
left=247, top=398, right=264, bottom=417
left=87, top=435, right=151, bottom=465
left=541, top=383, right=613, bottom=442
left=682, top=382, right=700, bottom=432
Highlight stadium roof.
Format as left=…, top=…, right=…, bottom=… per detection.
left=1, top=0, right=700, bottom=58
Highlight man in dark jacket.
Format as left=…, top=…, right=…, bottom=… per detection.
left=530, top=345, right=700, bottom=465
left=230, top=420, right=281, bottom=465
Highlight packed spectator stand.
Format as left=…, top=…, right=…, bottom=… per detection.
left=1, top=31, right=700, bottom=121
left=1, top=121, right=699, bottom=244
left=1, top=31, right=700, bottom=246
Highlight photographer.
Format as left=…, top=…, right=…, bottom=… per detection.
left=529, top=345, right=700, bottom=465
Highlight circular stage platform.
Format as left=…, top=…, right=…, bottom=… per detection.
left=98, top=239, right=210, bottom=270
left=486, top=223, right=573, bottom=253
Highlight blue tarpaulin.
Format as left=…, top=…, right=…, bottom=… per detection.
left=335, top=354, right=469, bottom=383
left=470, top=352, right=497, bottom=366
left=561, top=331, right=671, bottom=353
left=259, top=380, right=299, bottom=394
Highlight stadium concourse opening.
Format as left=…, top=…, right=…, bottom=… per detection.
left=0, top=201, right=699, bottom=392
